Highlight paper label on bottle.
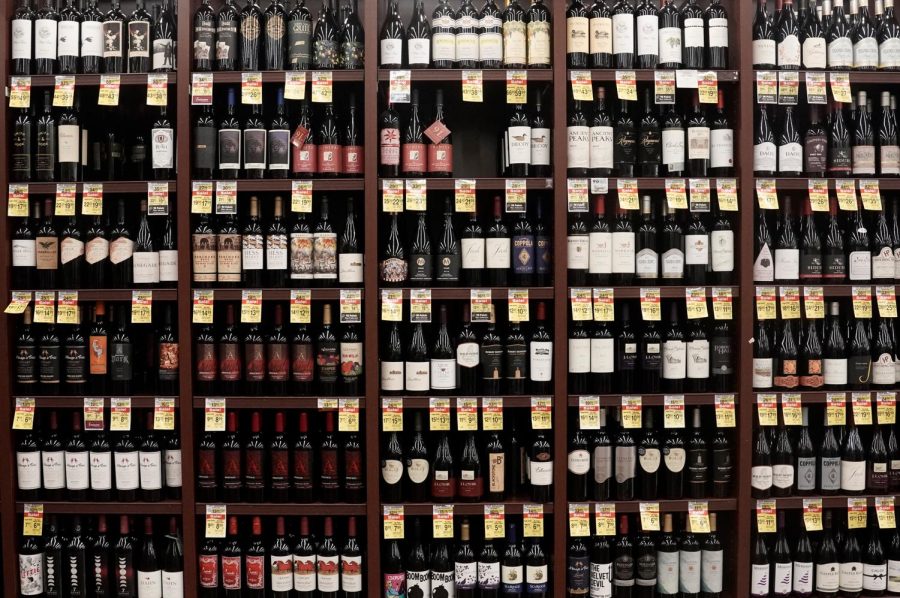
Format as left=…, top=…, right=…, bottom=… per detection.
left=753, top=39, right=776, bottom=66
left=801, top=36, right=826, bottom=69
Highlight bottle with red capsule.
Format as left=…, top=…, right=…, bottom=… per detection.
left=221, top=516, right=242, bottom=598
left=269, top=411, right=290, bottom=502
left=318, top=517, right=340, bottom=597
left=319, top=411, right=341, bottom=502
left=198, top=531, right=220, bottom=598
left=244, top=516, right=266, bottom=597
left=270, top=516, right=293, bottom=598
left=293, top=412, right=315, bottom=502
left=244, top=411, right=265, bottom=502
left=222, top=412, right=242, bottom=502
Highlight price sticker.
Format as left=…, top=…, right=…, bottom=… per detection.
left=836, top=179, right=858, bottom=210
left=805, top=71, right=827, bottom=104
left=98, top=74, right=120, bottom=106
left=204, top=398, right=226, bottom=432
left=698, top=70, right=718, bottom=104
left=756, top=286, right=777, bottom=320
left=13, top=398, right=35, bottom=431
left=23, top=504, right=44, bottom=537
left=457, top=398, right=478, bottom=431
left=147, top=182, right=169, bottom=215
left=9, top=76, right=31, bottom=108
left=383, top=506, right=404, bottom=539
left=781, top=393, right=802, bottom=426
left=7, top=183, right=28, bottom=217
left=676, top=69, right=699, bottom=88
left=382, top=398, right=403, bottom=432
left=506, top=70, right=527, bottom=104
left=803, top=498, right=823, bottom=531
left=777, top=71, right=798, bottom=105
left=757, top=499, right=777, bottom=533
left=55, top=183, right=76, bottom=216
left=860, top=179, right=882, bottom=210
left=617, top=178, right=639, bottom=210
left=461, top=70, right=483, bottom=102
left=688, top=501, right=711, bottom=534
left=284, top=71, right=306, bottom=100
left=205, top=504, right=226, bottom=538
left=639, top=288, right=661, bottom=321
left=685, top=287, right=708, bottom=319
left=455, top=179, right=476, bottom=212
left=569, top=503, right=591, bottom=537
left=311, top=71, right=333, bottom=103
left=55, top=290, right=78, bottom=325
left=830, top=72, right=852, bottom=103
left=596, top=503, right=616, bottom=536
left=852, top=392, right=873, bottom=426
left=664, top=395, right=685, bottom=429
left=523, top=504, right=544, bottom=538
left=81, top=183, right=103, bottom=216
left=591, top=178, right=609, bottom=194
left=405, top=179, right=427, bottom=211
left=5, top=291, right=32, bottom=315
left=190, top=181, right=214, bottom=214
left=570, top=288, right=593, bottom=321
left=715, top=394, right=736, bottom=428
left=665, top=179, right=688, bottom=210
left=241, top=289, right=262, bottom=323
left=240, top=71, right=262, bottom=105
left=848, top=497, right=868, bottom=529
left=755, top=70, right=777, bottom=104
left=779, top=286, right=801, bottom=320
left=877, top=392, right=896, bottom=425
left=711, top=287, right=732, bottom=320
left=756, top=179, right=778, bottom=209
left=715, top=178, right=738, bottom=212
left=639, top=502, right=660, bottom=532
left=803, top=286, right=825, bottom=319
left=340, top=289, right=362, bottom=324
left=410, top=288, right=432, bottom=323
left=146, top=73, right=168, bottom=106
left=853, top=286, right=873, bottom=319
left=33, top=291, right=56, bottom=324
left=621, top=396, right=642, bottom=429
left=567, top=179, right=589, bottom=212
left=291, top=180, right=313, bottom=213
left=433, top=505, right=454, bottom=539
left=508, top=288, right=529, bottom=322
left=530, top=397, right=552, bottom=430
left=389, top=70, right=411, bottom=103
left=484, top=505, right=506, bottom=539
left=381, top=289, right=403, bottom=322
left=338, top=398, right=359, bottom=432
left=654, top=70, right=676, bottom=104
left=53, top=75, right=75, bottom=107
left=110, top=398, right=131, bottom=432
left=154, top=398, right=175, bottom=430
left=579, top=396, right=601, bottom=430
left=615, top=70, right=637, bottom=101
left=193, top=289, right=214, bottom=324
left=318, top=398, right=338, bottom=411
left=826, top=393, right=847, bottom=426
left=131, top=290, right=152, bottom=324
left=689, top=178, right=711, bottom=212
left=876, top=496, right=896, bottom=529
left=191, top=72, right=213, bottom=105
left=877, top=286, right=897, bottom=318
left=808, top=179, right=829, bottom=211
left=570, top=70, right=593, bottom=101
left=470, top=289, right=493, bottom=323
left=482, top=398, right=503, bottom=431
left=286, top=290, right=311, bottom=325
left=505, top=179, right=527, bottom=213
left=83, top=398, right=105, bottom=431
left=430, top=397, right=451, bottom=431
left=593, top=288, right=615, bottom=321
left=757, top=394, right=778, bottom=426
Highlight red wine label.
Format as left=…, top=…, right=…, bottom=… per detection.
left=380, top=128, right=400, bottom=165
left=431, top=470, right=456, bottom=498
left=196, top=343, right=217, bottom=382
left=245, top=556, right=264, bottom=589
left=341, top=342, right=363, bottom=382
left=342, top=556, right=363, bottom=592
left=318, top=143, right=342, bottom=174
left=245, top=343, right=265, bottom=382
left=159, top=342, right=179, bottom=378
left=385, top=572, right=406, bottom=596
left=192, top=234, right=217, bottom=282
left=428, top=143, right=453, bottom=173
left=223, top=449, right=241, bottom=480
left=317, top=555, right=339, bottom=592
left=219, top=343, right=242, bottom=382
left=199, top=555, right=218, bottom=588
left=246, top=449, right=264, bottom=481
left=458, top=471, right=484, bottom=498
left=291, top=343, right=314, bottom=383
left=293, top=450, right=312, bottom=483
left=345, top=449, right=363, bottom=489
left=198, top=448, right=216, bottom=478
left=320, top=449, right=339, bottom=489
left=343, top=145, right=363, bottom=174
left=402, top=142, right=426, bottom=173
left=222, top=556, right=241, bottom=590
left=425, top=120, right=451, bottom=144
left=290, top=126, right=309, bottom=148
left=271, top=449, right=289, bottom=478
left=292, top=142, right=317, bottom=174
left=267, top=342, right=289, bottom=382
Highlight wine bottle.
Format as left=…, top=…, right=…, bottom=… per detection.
left=239, top=0, right=264, bottom=70
left=379, top=0, right=404, bottom=67
left=263, top=0, right=287, bottom=70
left=635, top=0, right=659, bottom=68
left=828, top=0, right=854, bottom=67
left=705, top=0, right=729, bottom=68
left=432, top=0, right=457, bottom=68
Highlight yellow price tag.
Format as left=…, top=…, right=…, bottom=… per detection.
left=508, top=289, right=529, bottom=322
left=317, top=397, right=339, bottom=411
left=240, top=71, right=262, bottom=105
left=7, top=183, right=29, bottom=217
left=205, top=504, right=227, bottom=538
left=808, top=179, right=829, bottom=211
left=110, top=398, right=131, bottom=432
left=339, top=289, right=362, bottom=324
left=853, top=286, right=873, bottom=319
left=569, top=503, right=591, bottom=537
left=830, top=71, right=852, bottom=103
left=621, top=396, right=642, bottom=429
left=410, top=289, right=432, bottom=323
left=383, top=505, right=404, bottom=539
left=193, top=289, right=214, bottom=324
left=147, top=182, right=170, bottom=214
left=191, top=72, right=213, bottom=105
left=715, top=394, right=736, bottom=427
left=781, top=393, right=802, bottom=426
left=877, top=286, right=897, bottom=318
left=484, top=505, right=505, bottom=539
left=457, top=398, right=478, bottom=432
left=593, top=288, right=614, bottom=322
left=571, top=70, right=593, bottom=101
left=98, top=74, right=120, bottom=106
left=83, top=397, right=105, bottom=431
left=595, top=504, right=616, bottom=536
left=639, top=502, right=660, bottom=531
left=779, top=286, right=801, bottom=320
left=757, top=394, right=778, bottom=426
left=877, top=392, right=896, bottom=425
left=570, top=288, right=593, bottom=321
left=382, top=179, right=404, bottom=212
left=803, top=498, right=823, bottom=532
left=617, top=178, right=639, bottom=210
left=13, top=398, right=35, bottom=431
left=640, top=288, right=661, bottom=321
left=860, top=180, right=882, bottom=210
left=688, top=501, right=711, bottom=533
left=755, top=179, right=778, bottom=210
left=55, top=290, right=78, bottom=325
left=852, top=392, right=873, bottom=425
left=523, top=504, right=544, bottom=538
left=204, top=397, right=226, bottom=432
left=406, top=179, right=427, bottom=211
left=654, top=70, right=676, bottom=104
left=430, top=398, right=451, bottom=431
left=756, top=286, right=777, bottom=320
left=482, top=398, right=503, bottom=431
left=455, top=179, right=476, bottom=212
left=82, top=183, right=103, bottom=216
left=664, top=395, right=685, bottom=429
left=757, top=499, right=777, bottom=533
left=311, top=71, right=333, bottom=103
left=567, top=178, right=589, bottom=212
left=291, top=180, right=313, bottom=213
left=712, top=287, right=732, bottom=320
left=33, top=291, right=56, bottom=324
left=470, top=288, right=493, bottom=322
left=154, top=398, right=176, bottom=430
left=146, top=73, right=168, bottom=106
left=284, top=71, right=306, bottom=100
left=433, top=505, right=454, bottom=539
left=382, top=398, right=403, bottom=432
left=461, top=70, right=483, bottom=102
left=876, top=496, right=896, bottom=529
left=848, top=497, right=868, bottom=529
left=241, top=289, right=262, bottom=323
left=9, top=76, right=31, bottom=108
left=505, top=179, right=527, bottom=214
left=803, top=286, right=825, bottom=319
left=53, top=75, right=75, bottom=107
left=506, top=70, right=527, bottom=104
left=715, top=178, right=739, bottom=212
left=805, top=71, right=827, bottom=103
left=290, top=289, right=311, bottom=324
left=191, top=181, right=213, bottom=214
left=826, top=393, right=847, bottom=426
left=131, top=290, right=152, bottom=324
left=836, top=179, right=858, bottom=210
left=23, top=504, right=44, bottom=537
left=55, top=183, right=76, bottom=216
left=615, top=70, right=637, bottom=101
left=338, top=398, right=359, bottom=432
left=698, top=71, right=718, bottom=104
left=381, top=289, right=403, bottom=322
left=665, top=179, right=688, bottom=210
left=685, top=287, right=708, bottom=319
left=530, top=397, right=552, bottom=430
left=578, top=396, right=601, bottom=430
left=5, top=291, right=32, bottom=315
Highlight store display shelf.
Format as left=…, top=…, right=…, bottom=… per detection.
left=194, top=502, right=368, bottom=515
left=11, top=73, right=177, bottom=87
left=194, top=288, right=358, bottom=301
left=393, top=396, right=546, bottom=408
left=193, top=179, right=364, bottom=192
left=192, top=397, right=365, bottom=409
left=16, top=396, right=176, bottom=408
left=15, top=501, right=182, bottom=514
left=385, top=500, right=554, bottom=516
left=752, top=391, right=892, bottom=403
left=14, top=180, right=176, bottom=194
left=376, top=69, right=553, bottom=82
left=567, top=285, right=739, bottom=298
left=576, top=69, right=740, bottom=82
left=756, top=69, right=900, bottom=84
left=765, top=494, right=897, bottom=509
left=383, top=287, right=555, bottom=300
left=758, top=177, right=900, bottom=190
left=570, top=498, right=738, bottom=513
left=208, top=70, right=364, bottom=84
left=567, top=393, right=736, bottom=407
left=376, top=177, right=553, bottom=190
left=10, top=289, right=178, bottom=301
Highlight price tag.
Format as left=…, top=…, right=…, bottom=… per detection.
left=33, top=291, right=56, bottom=324
left=715, top=178, right=739, bottom=212
left=9, top=76, right=31, bottom=108
left=240, top=71, right=262, bottom=105
left=688, top=501, right=711, bottom=533
left=83, top=398, right=105, bottom=431
left=779, top=286, right=801, bottom=320
left=803, top=286, right=825, bottom=319
left=285, top=290, right=310, bottom=325
left=756, top=286, right=777, bottom=320
left=877, top=286, right=898, bottom=318
left=110, top=398, right=131, bottom=432
left=617, top=178, right=639, bottom=210
left=876, top=496, right=896, bottom=529
left=98, top=74, right=120, bottom=106
left=523, top=504, right=544, bottom=538
left=240, top=289, right=262, bottom=323
left=131, top=290, right=152, bottom=324
left=461, top=70, right=483, bottom=102
left=530, top=397, right=552, bottom=430
left=191, top=72, right=213, bottom=105
left=484, top=505, right=505, bottom=539
left=55, top=183, right=76, bottom=216
left=639, top=502, right=660, bottom=531
left=205, top=398, right=226, bottom=432
left=405, top=179, right=427, bottom=211
left=755, top=179, right=778, bottom=209
left=621, top=396, right=642, bottom=429
left=55, top=290, right=78, bottom=324
left=154, top=398, right=175, bottom=430
left=381, top=289, right=403, bottom=322
left=284, top=71, right=306, bottom=100
left=7, top=183, right=28, bottom=217
left=852, top=392, right=873, bottom=426
left=205, top=504, right=226, bottom=538
left=23, top=504, right=44, bottom=537
left=685, top=287, right=708, bottom=319
left=781, top=393, right=802, bottom=426
left=615, top=70, right=637, bottom=101
left=147, top=182, right=169, bottom=215
left=146, top=73, right=168, bottom=106
left=567, top=179, right=589, bottom=212
left=675, top=69, right=698, bottom=88
left=590, top=178, right=609, bottom=194
left=409, top=288, right=432, bottom=323
left=757, top=394, right=778, bottom=426
left=715, top=394, right=736, bottom=427
left=579, top=396, right=600, bottom=430
left=860, top=179, right=882, bottom=210
left=830, top=72, right=852, bottom=103
left=654, top=70, right=676, bottom=104
left=508, top=289, right=529, bottom=322
left=755, top=71, right=777, bottom=104
left=826, top=393, right=847, bottom=426
left=506, top=70, right=527, bottom=103
left=383, top=506, right=405, bottom=539
left=877, top=392, right=896, bottom=425
left=711, top=287, right=732, bottom=320
left=757, top=499, right=777, bottom=533
left=290, top=180, right=313, bottom=213
left=340, top=289, right=362, bottom=324
left=470, top=289, right=492, bottom=323
left=848, top=497, right=868, bottom=529
left=192, top=289, right=214, bottom=324
left=382, top=398, right=403, bottom=432
left=803, top=498, right=824, bottom=531
left=570, top=288, right=593, bottom=321
left=689, top=178, right=711, bottom=212
left=570, top=70, right=592, bottom=101
left=215, top=181, right=237, bottom=214
left=13, top=398, right=35, bottom=430
left=81, top=183, right=103, bottom=216
left=805, top=71, right=827, bottom=104
left=457, top=398, right=478, bottom=431
left=53, top=75, right=75, bottom=107
left=853, top=286, right=873, bottom=319
left=338, top=398, right=359, bottom=432
left=665, top=179, right=688, bottom=210
left=505, top=179, right=527, bottom=213
left=777, top=71, right=799, bottom=105
left=380, top=179, right=404, bottom=213
left=455, top=179, right=476, bottom=212
left=318, top=398, right=338, bottom=411
left=808, top=180, right=829, bottom=212
left=595, top=504, right=616, bottom=536
left=482, top=398, right=503, bottom=431
left=664, top=395, right=685, bottom=429
left=569, top=503, right=591, bottom=537
left=430, top=397, right=451, bottom=431
left=190, top=181, right=214, bottom=214
left=5, top=291, right=31, bottom=315
left=836, top=179, right=858, bottom=210
left=433, top=505, right=454, bottom=539
left=639, top=288, right=661, bottom=321
left=593, top=288, right=615, bottom=321
left=389, top=70, right=411, bottom=103
left=698, top=71, right=718, bottom=104
left=311, top=71, right=333, bottom=103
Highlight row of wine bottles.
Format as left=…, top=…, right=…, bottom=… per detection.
left=753, top=92, right=900, bottom=177
left=15, top=302, right=180, bottom=396
left=18, top=515, right=184, bottom=598
left=752, top=406, right=900, bottom=499
left=752, top=0, right=900, bottom=71
left=567, top=89, right=734, bottom=178
left=11, top=0, right=176, bottom=75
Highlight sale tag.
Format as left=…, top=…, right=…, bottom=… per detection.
left=830, top=72, right=852, bottom=103
left=506, top=70, right=527, bottom=103
left=777, top=71, right=798, bottom=105
left=457, top=398, right=478, bottom=431
left=83, top=398, right=105, bottom=431
left=190, top=181, right=213, bottom=214
left=381, top=289, right=403, bottom=322
left=848, top=497, right=868, bottom=529
left=340, top=289, right=362, bottom=324
left=639, top=502, right=660, bottom=531
left=98, top=74, right=120, bottom=106
left=484, top=505, right=506, bottom=539
left=147, top=182, right=169, bottom=215
left=81, top=183, right=103, bottom=216
left=154, top=398, right=175, bottom=430
left=665, top=179, right=688, bottom=210
left=860, top=179, right=882, bottom=210
left=110, top=398, right=131, bottom=432
left=213, top=181, right=235, bottom=215
left=639, top=288, right=661, bottom=321
left=338, top=398, right=359, bottom=432
left=13, top=398, right=35, bottom=430
left=409, top=288, right=431, bottom=323
left=756, top=179, right=778, bottom=209
left=289, top=180, right=313, bottom=213
left=755, top=71, right=777, bottom=104
left=311, top=71, right=333, bottom=103
left=579, top=396, right=601, bottom=430
left=836, top=179, right=858, bottom=210
left=53, top=75, right=75, bottom=107
left=240, top=71, right=262, bottom=105
left=505, top=179, right=527, bottom=213
left=205, top=398, right=226, bottom=432
left=405, top=179, right=427, bottom=211
left=7, top=183, right=28, bottom=217
left=570, top=70, right=592, bottom=101
left=664, top=395, right=685, bottom=429
left=523, top=504, right=544, bottom=538
left=570, top=288, right=593, bottom=321
left=5, top=291, right=31, bottom=315
left=55, top=290, right=78, bottom=324
left=621, top=396, right=642, bottom=429
left=240, top=289, right=262, bottom=323
left=617, top=179, right=639, bottom=210
left=389, top=70, right=411, bottom=103
left=803, top=498, right=823, bottom=531
left=593, top=288, right=615, bottom=321
left=654, top=70, right=676, bottom=104
left=779, top=286, right=801, bottom=320
left=756, top=286, right=777, bottom=320
left=470, top=289, right=493, bottom=322
left=281, top=71, right=307, bottom=101
left=433, top=505, right=454, bottom=539
left=826, top=393, right=847, bottom=426
left=615, top=70, right=637, bottom=101
left=596, top=503, right=616, bottom=536
left=803, top=286, right=825, bottom=319
left=685, top=287, right=708, bottom=319
left=430, top=397, right=451, bottom=431
left=689, top=178, right=711, bottom=212
left=55, top=183, right=76, bottom=216
left=383, top=506, right=404, bottom=539
left=757, top=500, right=776, bottom=533
left=382, top=398, right=403, bottom=432
left=205, top=504, right=226, bottom=538
left=711, top=287, right=732, bottom=320
left=530, top=397, right=552, bottom=430
left=781, top=393, right=802, bottom=426
left=876, top=496, right=896, bottom=529
left=715, top=179, right=738, bottom=211
left=567, top=179, right=589, bottom=212
left=715, top=394, right=736, bottom=427
left=192, top=289, right=214, bottom=324
left=877, top=392, right=897, bottom=425
left=852, top=392, right=873, bottom=426
left=805, top=71, right=827, bottom=104
left=286, top=289, right=311, bottom=325
left=146, top=73, right=168, bottom=106
left=33, top=291, right=56, bottom=324
left=191, top=72, right=213, bottom=105
left=569, top=503, right=591, bottom=537
left=853, top=286, right=873, bottom=319
left=455, top=179, right=476, bottom=212
left=482, top=398, right=503, bottom=431
left=23, top=504, right=43, bottom=537
left=757, top=394, right=778, bottom=426
left=698, top=71, right=718, bottom=104
left=508, top=288, right=529, bottom=322
left=9, top=76, right=31, bottom=108
left=461, top=70, right=483, bottom=102
left=877, top=286, right=898, bottom=318
left=808, top=179, right=829, bottom=211
left=131, top=290, right=152, bottom=324
left=688, top=501, right=711, bottom=533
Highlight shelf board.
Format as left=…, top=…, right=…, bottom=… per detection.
left=208, top=70, right=364, bottom=83
left=384, top=500, right=555, bottom=516
left=755, top=69, right=900, bottom=84
left=752, top=390, right=891, bottom=403
left=192, top=397, right=365, bottom=409
left=194, top=502, right=367, bottom=515
left=11, top=289, right=178, bottom=301
left=572, top=498, right=738, bottom=513
left=750, top=285, right=892, bottom=297
left=390, top=287, right=555, bottom=300
left=377, top=69, right=553, bottom=82
left=16, top=500, right=182, bottom=514
left=10, top=73, right=177, bottom=87
left=568, top=285, right=740, bottom=299
left=16, top=396, right=176, bottom=408
left=193, top=179, right=364, bottom=192
left=591, top=177, right=738, bottom=190
left=376, top=177, right=553, bottom=190
left=575, top=69, right=740, bottom=82
left=767, top=494, right=896, bottom=509
left=15, top=181, right=175, bottom=194
left=194, top=288, right=356, bottom=301
left=759, top=177, right=900, bottom=190
left=567, top=393, right=735, bottom=407
left=394, top=396, right=547, bottom=408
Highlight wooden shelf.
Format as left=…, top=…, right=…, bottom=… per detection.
left=588, top=177, right=739, bottom=190
left=384, top=500, right=555, bottom=516
left=759, top=177, right=900, bottom=190
left=15, top=501, right=182, bottom=514
left=208, top=70, right=364, bottom=84
left=10, top=73, right=177, bottom=87
left=14, top=181, right=175, bottom=194
left=194, top=502, right=367, bottom=515
left=193, top=179, right=364, bottom=192
left=567, top=393, right=735, bottom=407
left=767, top=494, right=897, bottom=509
left=755, top=69, right=900, bottom=84
left=195, top=288, right=358, bottom=301
left=394, top=396, right=546, bottom=408
left=385, top=287, right=556, bottom=300
left=576, top=69, right=740, bottom=82
left=376, top=177, right=553, bottom=190
left=569, top=499, right=738, bottom=513
left=192, top=397, right=365, bottom=409
left=566, top=285, right=740, bottom=298
left=16, top=396, right=176, bottom=408
left=750, top=285, right=891, bottom=297
left=752, top=391, right=891, bottom=404
left=377, top=69, right=553, bottom=82
left=11, top=289, right=178, bottom=301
